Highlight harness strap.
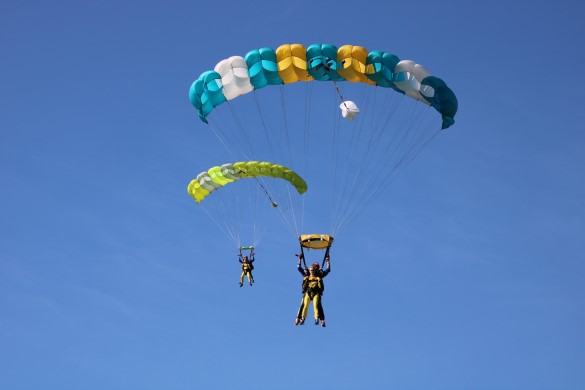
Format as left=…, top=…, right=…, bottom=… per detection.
left=299, top=245, right=308, bottom=269
left=321, top=246, right=331, bottom=268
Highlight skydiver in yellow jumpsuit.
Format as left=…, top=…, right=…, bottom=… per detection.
left=239, top=254, right=255, bottom=287
left=295, top=257, right=329, bottom=327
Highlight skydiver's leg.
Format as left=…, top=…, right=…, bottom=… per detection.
left=239, top=272, right=245, bottom=286
left=313, top=294, right=321, bottom=322
left=248, top=271, right=254, bottom=283
left=295, top=297, right=305, bottom=325
left=317, top=297, right=325, bottom=321
left=301, top=293, right=312, bottom=320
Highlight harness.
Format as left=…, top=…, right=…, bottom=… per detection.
left=239, top=246, right=255, bottom=271
left=302, top=275, right=324, bottom=297
left=298, top=234, right=333, bottom=270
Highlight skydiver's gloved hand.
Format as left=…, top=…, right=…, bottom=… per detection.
left=296, top=253, right=303, bottom=265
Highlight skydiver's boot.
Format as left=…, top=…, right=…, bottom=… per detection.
left=294, top=318, right=301, bottom=326
left=321, top=320, right=326, bottom=328
left=314, top=318, right=320, bottom=325
left=239, top=283, right=243, bottom=287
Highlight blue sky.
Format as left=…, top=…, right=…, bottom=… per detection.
left=1, top=0, right=584, bottom=389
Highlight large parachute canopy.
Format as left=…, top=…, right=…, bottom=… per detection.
left=188, top=43, right=458, bottom=241
left=189, top=43, right=457, bottom=129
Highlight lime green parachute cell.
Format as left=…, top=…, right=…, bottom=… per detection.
left=187, top=161, right=308, bottom=204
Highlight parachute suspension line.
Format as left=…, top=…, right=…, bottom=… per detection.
left=390, top=102, right=428, bottom=160
left=253, top=176, right=279, bottom=208
left=339, top=86, right=389, bottom=220
left=230, top=192, right=245, bottom=249
left=331, top=83, right=369, bottom=235
left=334, top=104, right=442, bottom=237
left=225, top=100, right=257, bottom=161
left=303, top=82, right=312, bottom=180
left=372, top=105, right=440, bottom=189
left=208, top=120, right=236, bottom=158
left=336, top=129, right=441, bottom=238
left=330, top=88, right=342, bottom=235
left=252, top=90, right=276, bottom=158
left=200, top=204, right=241, bottom=249
left=251, top=182, right=267, bottom=248
left=366, top=87, right=392, bottom=150
left=245, top=180, right=277, bottom=249
left=279, top=85, right=293, bottom=167
left=330, top=84, right=373, bottom=236
left=333, top=80, right=349, bottom=110
left=330, top=86, right=348, bottom=236
left=277, top=87, right=305, bottom=237
left=331, top=88, right=432, bottom=236
left=268, top=184, right=299, bottom=239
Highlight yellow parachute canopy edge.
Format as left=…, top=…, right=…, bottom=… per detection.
left=188, top=161, right=308, bottom=204
left=299, top=234, right=334, bottom=250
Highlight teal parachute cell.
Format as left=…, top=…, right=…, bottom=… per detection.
left=245, top=48, right=283, bottom=89
left=306, top=43, right=344, bottom=81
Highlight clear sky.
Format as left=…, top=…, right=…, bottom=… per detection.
left=1, top=0, right=584, bottom=389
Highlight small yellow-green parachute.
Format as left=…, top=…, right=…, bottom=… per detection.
left=187, top=161, right=308, bottom=204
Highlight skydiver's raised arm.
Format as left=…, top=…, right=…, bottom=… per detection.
left=321, top=256, right=331, bottom=277
left=296, top=254, right=306, bottom=276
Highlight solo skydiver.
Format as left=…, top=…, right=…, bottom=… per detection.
left=239, top=253, right=255, bottom=287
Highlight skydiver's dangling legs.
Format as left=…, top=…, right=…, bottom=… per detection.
left=239, top=270, right=254, bottom=286
left=295, top=300, right=305, bottom=325
left=295, top=291, right=324, bottom=325
left=300, top=292, right=321, bottom=323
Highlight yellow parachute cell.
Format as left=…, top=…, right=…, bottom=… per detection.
left=276, top=44, right=313, bottom=84
left=336, top=45, right=375, bottom=84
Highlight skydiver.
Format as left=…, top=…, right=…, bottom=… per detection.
left=239, top=253, right=255, bottom=287
left=294, top=254, right=330, bottom=327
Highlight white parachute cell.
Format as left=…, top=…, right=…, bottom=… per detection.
left=340, top=100, right=360, bottom=120
left=393, top=60, right=433, bottom=104
left=214, top=56, right=254, bottom=100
